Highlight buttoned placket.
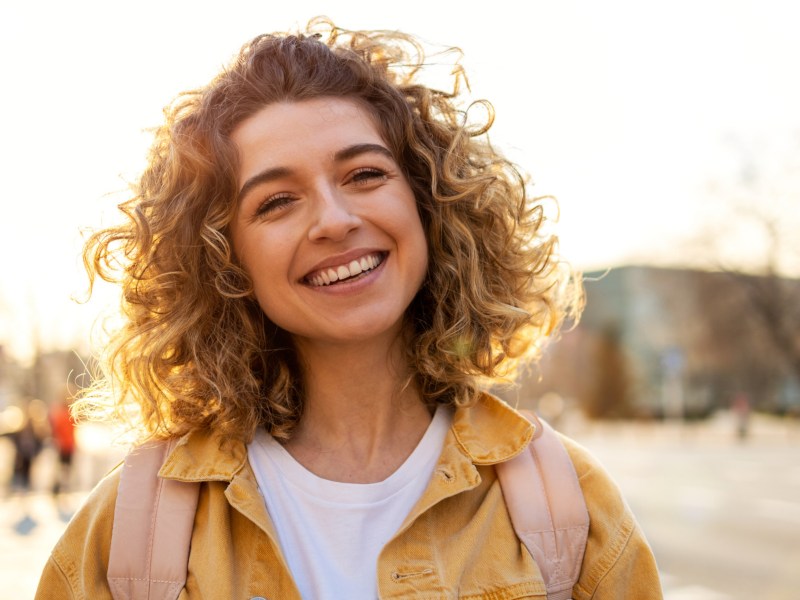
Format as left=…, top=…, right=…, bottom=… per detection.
left=225, top=464, right=305, bottom=600
left=376, top=428, right=490, bottom=598
left=373, top=396, right=540, bottom=599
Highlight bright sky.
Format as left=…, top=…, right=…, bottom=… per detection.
left=1, top=0, right=799, bottom=360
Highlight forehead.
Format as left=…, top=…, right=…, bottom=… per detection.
left=231, top=97, right=387, bottom=170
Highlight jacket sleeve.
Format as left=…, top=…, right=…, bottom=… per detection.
left=34, top=469, right=120, bottom=600
left=559, top=435, right=663, bottom=600
left=36, top=556, right=76, bottom=600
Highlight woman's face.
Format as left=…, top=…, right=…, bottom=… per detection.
left=230, top=97, right=428, bottom=349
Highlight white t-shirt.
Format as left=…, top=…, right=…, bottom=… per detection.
left=247, top=406, right=452, bottom=600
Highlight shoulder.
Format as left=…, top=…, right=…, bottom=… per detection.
left=557, top=434, right=635, bottom=556
left=36, top=467, right=121, bottom=599
left=557, top=433, right=663, bottom=600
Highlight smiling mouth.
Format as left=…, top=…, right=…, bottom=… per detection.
left=305, top=252, right=386, bottom=287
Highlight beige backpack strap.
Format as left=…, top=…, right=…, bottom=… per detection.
left=108, top=438, right=200, bottom=600
left=495, top=412, right=589, bottom=600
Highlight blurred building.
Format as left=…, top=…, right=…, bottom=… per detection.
left=520, top=266, right=800, bottom=419
left=0, top=348, right=90, bottom=411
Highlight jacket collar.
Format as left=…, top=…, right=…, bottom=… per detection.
left=451, top=392, right=534, bottom=464
left=159, top=428, right=248, bottom=482
left=159, top=391, right=534, bottom=482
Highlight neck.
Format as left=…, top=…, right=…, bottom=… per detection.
left=285, top=332, right=432, bottom=483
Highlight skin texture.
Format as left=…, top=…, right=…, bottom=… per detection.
left=230, top=98, right=432, bottom=482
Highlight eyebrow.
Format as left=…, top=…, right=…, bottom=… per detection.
left=237, top=143, right=395, bottom=202
left=334, top=143, right=394, bottom=163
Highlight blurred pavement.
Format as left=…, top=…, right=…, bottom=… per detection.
left=569, top=411, right=800, bottom=600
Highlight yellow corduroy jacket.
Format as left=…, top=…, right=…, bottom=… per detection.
left=36, top=393, right=662, bottom=599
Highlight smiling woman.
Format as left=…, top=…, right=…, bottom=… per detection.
left=35, top=17, right=661, bottom=600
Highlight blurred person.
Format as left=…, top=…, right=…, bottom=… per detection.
left=48, top=395, right=76, bottom=495
left=10, top=400, right=47, bottom=493
left=732, top=392, right=751, bottom=441
left=36, top=19, right=661, bottom=599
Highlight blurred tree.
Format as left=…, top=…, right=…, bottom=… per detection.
left=584, top=325, right=632, bottom=419
left=695, top=134, right=800, bottom=410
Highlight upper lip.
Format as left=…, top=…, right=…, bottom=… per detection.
left=302, top=248, right=385, bottom=280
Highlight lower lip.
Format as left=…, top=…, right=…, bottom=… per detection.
left=303, top=255, right=387, bottom=295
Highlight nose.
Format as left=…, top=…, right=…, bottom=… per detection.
left=307, top=184, right=361, bottom=242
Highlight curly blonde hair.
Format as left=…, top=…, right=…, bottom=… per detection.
left=81, top=18, right=581, bottom=442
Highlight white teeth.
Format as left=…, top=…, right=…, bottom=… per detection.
left=308, top=253, right=383, bottom=287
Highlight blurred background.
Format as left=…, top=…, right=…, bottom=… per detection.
left=1, top=0, right=798, bottom=598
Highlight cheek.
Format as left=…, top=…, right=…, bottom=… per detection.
left=249, top=273, right=293, bottom=330
left=237, top=236, right=289, bottom=300
left=253, top=291, right=282, bottom=324
left=405, top=213, right=429, bottom=286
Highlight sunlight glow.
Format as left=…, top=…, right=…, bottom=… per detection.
left=2, top=0, right=799, bottom=359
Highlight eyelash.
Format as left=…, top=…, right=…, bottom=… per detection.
left=254, top=193, right=294, bottom=217
left=350, top=167, right=388, bottom=185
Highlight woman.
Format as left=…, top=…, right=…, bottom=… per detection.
left=37, top=19, right=661, bottom=599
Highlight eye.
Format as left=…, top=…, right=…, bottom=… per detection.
left=254, top=193, right=295, bottom=218
left=349, top=167, right=388, bottom=186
